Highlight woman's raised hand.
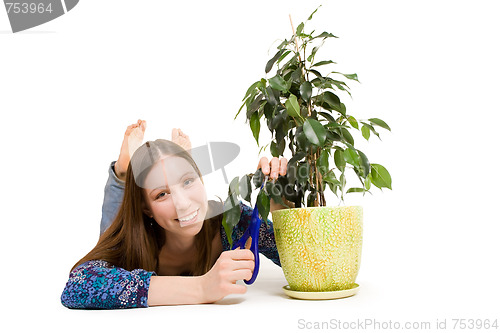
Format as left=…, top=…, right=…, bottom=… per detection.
left=257, top=157, right=288, bottom=180
left=200, top=249, right=255, bottom=303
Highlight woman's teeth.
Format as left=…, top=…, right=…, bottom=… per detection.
left=178, top=209, right=199, bottom=227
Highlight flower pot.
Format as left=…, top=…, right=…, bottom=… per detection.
left=271, top=206, right=363, bottom=292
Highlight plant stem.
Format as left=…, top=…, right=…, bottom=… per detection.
left=289, top=14, right=311, bottom=116
left=316, top=148, right=326, bottom=206
left=288, top=14, right=302, bottom=62
left=308, top=151, right=313, bottom=186
left=314, top=152, right=321, bottom=206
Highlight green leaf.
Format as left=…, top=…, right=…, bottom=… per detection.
left=340, top=103, right=347, bottom=116
left=343, top=141, right=355, bottom=151
left=371, top=164, right=392, bottom=190
left=344, top=73, right=360, bottom=82
left=235, top=100, right=246, bottom=120
left=323, top=91, right=342, bottom=113
left=327, top=129, right=342, bottom=142
left=296, top=22, right=304, bottom=35
left=247, top=93, right=264, bottom=119
left=250, top=112, right=260, bottom=144
left=222, top=196, right=242, bottom=247
left=256, top=190, right=271, bottom=222
left=357, top=150, right=371, bottom=178
left=327, top=78, right=350, bottom=91
left=340, top=127, right=355, bottom=146
left=295, top=130, right=309, bottom=151
left=369, top=118, right=391, bottom=131
left=277, top=50, right=292, bottom=65
left=312, top=60, right=335, bottom=67
left=288, top=151, right=306, bottom=166
left=347, top=187, right=365, bottom=193
left=286, top=163, right=297, bottom=185
left=229, top=176, right=239, bottom=196
left=265, top=182, right=287, bottom=207
left=340, top=172, right=346, bottom=189
left=318, top=150, right=329, bottom=175
left=361, top=125, right=371, bottom=140
left=258, top=144, right=269, bottom=157
left=276, top=138, right=285, bottom=156
left=242, top=80, right=261, bottom=101
left=285, top=94, right=301, bottom=118
left=271, top=109, right=286, bottom=129
left=290, top=67, right=302, bottom=82
left=319, top=111, right=336, bottom=123
left=270, top=141, right=279, bottom=157
left=253, top=168, right=265, bottom=188
left=265, top=50, right=284, bottom=74
left=277, top=39, right=289, bottom=50
left=314, top=31, right=338, bottom=39
left=323, top=171, right=340, bottom=186
left=361, top=122, right=380, bottom=139
left=326, top=122, right=342, bottom=130
left=269, top=75, right=289, bottom=92
left=239, top=175, right=252, bottom=204
left=303, top=118, right=327, bottom=147
left=343, top=148, right=360, bottom=166
left=347, top=116, right=359, bottom=129
left=365, top=174, right=372, bottom=191
left=323, top=170, right=339, bottom=195
left=308, top=6, right=321, bottom=20
left=299, top=82, right=313, bottom=103
left=334, top=149, right=346, bottom=171
left=309, top=68, right=322, bottom=78
left=265, top=86, right=279, bottom=106
left=297, top=163, right=310, bottom=186
left=307, top=191, right=318, bottom=206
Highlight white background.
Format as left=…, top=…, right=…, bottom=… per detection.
left=1, top=0, right=499, bottom=332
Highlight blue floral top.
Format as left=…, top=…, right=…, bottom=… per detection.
left=61, top=163, right=280, bottom=309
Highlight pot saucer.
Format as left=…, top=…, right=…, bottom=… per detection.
left=283, top=283, right=360, bottom=300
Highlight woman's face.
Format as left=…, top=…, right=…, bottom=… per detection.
left=142, top=155, right=208, bottom=238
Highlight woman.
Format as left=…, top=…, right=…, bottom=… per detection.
left=61, top=120, right=288, bottom=309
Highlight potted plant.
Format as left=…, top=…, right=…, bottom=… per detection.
left=223, top=6, right=392, bottom=297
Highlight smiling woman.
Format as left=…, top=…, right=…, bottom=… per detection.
left=60, top=120, right=287, bottom=309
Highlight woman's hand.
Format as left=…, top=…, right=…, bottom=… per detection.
left=200, top=249, right=255, bottom=303
left=257, top=157, right=295, bottom=210
left=257, top=157, right=288, bottom=180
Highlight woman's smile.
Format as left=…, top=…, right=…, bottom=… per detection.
left=177, top=208, right=200, bottom=227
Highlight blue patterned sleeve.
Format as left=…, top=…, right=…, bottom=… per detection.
left=61, top=260, right=155, bottom=309
left=221, top=202, right=281, bottom=266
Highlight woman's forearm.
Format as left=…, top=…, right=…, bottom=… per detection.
left=147, top=275, right=205, bottom=306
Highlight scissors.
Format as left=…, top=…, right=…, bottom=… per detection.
left=231, top=175, right=268, bottom=285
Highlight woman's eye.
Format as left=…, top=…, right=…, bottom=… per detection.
left=184, top=178, right=194, bottom=186
left=155, top=192, right=169, bottom=200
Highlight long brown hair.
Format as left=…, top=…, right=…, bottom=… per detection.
left=72, top=139, right=222, bottom=276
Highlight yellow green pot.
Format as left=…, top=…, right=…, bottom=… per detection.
left=271, top=206, right=363, bottom=292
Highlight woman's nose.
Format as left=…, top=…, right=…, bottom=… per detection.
left=171, top=188, right=191, bottom=213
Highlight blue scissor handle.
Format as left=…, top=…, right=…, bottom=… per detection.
left=231, top=175, right=267, bottom=285
left=232, top=205, right=261, bottom=284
